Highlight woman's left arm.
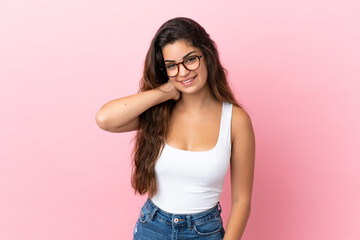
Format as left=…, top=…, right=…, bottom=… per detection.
left=224, top=106, right=256, bottom=240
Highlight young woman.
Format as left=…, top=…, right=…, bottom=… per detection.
left=95, top=17, right=255, bottom=240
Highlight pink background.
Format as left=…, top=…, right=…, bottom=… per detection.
left=1, top=0, right=359, bottom=239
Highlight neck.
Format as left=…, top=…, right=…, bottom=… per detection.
left=176, top=83, right=218, bottom=112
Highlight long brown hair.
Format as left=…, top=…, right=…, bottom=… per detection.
left=131, top=17, right=241, bottom=198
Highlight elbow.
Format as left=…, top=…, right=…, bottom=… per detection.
left=232, top=199, right=252, bottom=210
left=95, top=112, right=108, bottom=130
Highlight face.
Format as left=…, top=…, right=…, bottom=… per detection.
left=162, top=39, right=208, bottom=94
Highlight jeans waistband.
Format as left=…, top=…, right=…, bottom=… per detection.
left=143, top=198, right=223, bottom=229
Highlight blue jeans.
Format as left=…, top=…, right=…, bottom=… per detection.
left=133, top=198, right=225, bottom=239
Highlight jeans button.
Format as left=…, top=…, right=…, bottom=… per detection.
left=174, top=218, right=179, bottom=223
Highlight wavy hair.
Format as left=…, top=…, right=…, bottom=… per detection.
left=131, top=17, right=241, bottom=198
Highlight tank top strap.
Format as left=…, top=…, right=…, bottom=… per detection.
left=218, top=102, right=233, bottom=148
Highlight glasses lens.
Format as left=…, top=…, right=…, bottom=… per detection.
left=165, top=63, right=178, bottom=77
left=184, top=56, right=200, bottom=71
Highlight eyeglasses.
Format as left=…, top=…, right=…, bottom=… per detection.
left=162, top=55, right=202, bottom=78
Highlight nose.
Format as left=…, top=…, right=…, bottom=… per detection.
left=178, top=63, right=190, bottom=77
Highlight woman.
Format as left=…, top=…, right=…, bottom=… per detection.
left=95, top=17, right=255, bottom=240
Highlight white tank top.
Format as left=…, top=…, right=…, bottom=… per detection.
left=150, top=101, right=233, bottom=214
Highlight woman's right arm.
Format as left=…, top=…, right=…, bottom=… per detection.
left=95, top=81, right=180, bottom=133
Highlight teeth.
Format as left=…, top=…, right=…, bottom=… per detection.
left=183, top=77, right=194, bottom=83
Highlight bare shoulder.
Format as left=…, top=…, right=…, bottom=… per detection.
left=231, top=105, right=254, bottom=143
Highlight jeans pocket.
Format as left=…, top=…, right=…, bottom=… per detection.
left=193, top=216, right=223, bottom=236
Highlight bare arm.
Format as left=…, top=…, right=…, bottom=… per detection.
left=224, top=106, right=255, bottom=240
left=95, top=81, right=180, bottom=133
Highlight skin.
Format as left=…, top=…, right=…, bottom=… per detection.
left=162, top=39, right=256, bottom=239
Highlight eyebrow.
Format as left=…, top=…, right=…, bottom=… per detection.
left=164, top=51, right=197, bottom=62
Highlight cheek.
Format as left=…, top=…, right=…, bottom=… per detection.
left=169, top=78, right=181, bottom=88
left=200, top=65, right=208, bottom=81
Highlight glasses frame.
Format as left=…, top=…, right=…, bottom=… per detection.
left=162, top=55, right=202, bottom=78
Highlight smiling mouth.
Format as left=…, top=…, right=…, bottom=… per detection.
left=178, top=75, right=197, bottom=84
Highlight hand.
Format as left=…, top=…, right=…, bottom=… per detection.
left=159, top=80, right=181, bottom=101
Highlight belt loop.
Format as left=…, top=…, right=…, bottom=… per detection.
left=217, top=201, right=222, bottom=214
left=186, top=215, right=192, bottom=230
left=149, top=206, right=158, bottom=221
